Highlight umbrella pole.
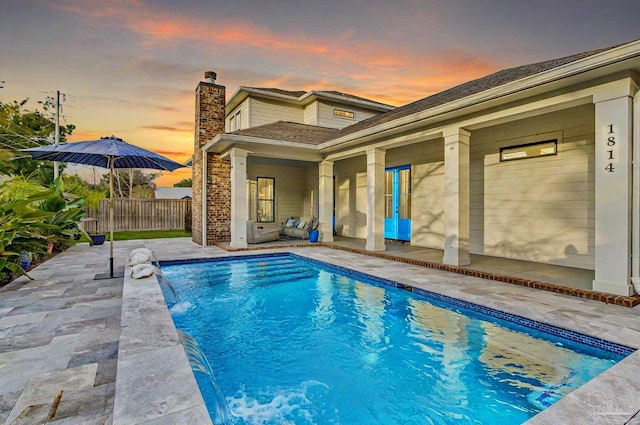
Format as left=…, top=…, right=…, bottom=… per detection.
left=109, top=163, right=115, bottom=278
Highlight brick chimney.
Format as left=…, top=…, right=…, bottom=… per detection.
left=192, top=72, right=230, bottom=245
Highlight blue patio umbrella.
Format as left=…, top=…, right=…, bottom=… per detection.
left=22, top=136, right=187, bottom=279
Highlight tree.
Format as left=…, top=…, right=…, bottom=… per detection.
left=0, top=98, right=75, bottom=184
left=100, top=169, right=159, bottom=199
left=173, top=178, right=192, bottom=187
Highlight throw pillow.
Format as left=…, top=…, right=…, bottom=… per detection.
left=297, top=219, right=307, bottom=229
left=285, top=218, right=295, bottom=227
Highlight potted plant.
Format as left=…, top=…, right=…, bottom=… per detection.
left=308, top=219, right=320, bottom=243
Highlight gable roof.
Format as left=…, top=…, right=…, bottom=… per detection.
left=336, top=41, right=629, bottom=138
left=227, top=86, right=395, bottom=114
left=312, top=90, right=394, bottom=110
left=232, top=121, right=339, bottom=145
left=247, top=87, right=307, bottom=98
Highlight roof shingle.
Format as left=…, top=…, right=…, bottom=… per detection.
left=232, top=121, right=339, bottom=145
left=336, top=42, right=626, bottom=138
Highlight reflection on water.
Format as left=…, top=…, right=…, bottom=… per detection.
left=162, top=255, right=622, bottom=425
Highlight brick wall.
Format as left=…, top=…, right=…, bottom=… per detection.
left=192, top=75, right=230, bottom=245
left=206, top=153, right=231, bottom=242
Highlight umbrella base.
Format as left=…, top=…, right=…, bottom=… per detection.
left=94, top=269, right=125, bottom=280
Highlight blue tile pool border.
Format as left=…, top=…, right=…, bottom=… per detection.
left=160, top=252, right=636, bottom=358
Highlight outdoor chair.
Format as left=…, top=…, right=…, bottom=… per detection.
left=246, top=220, right=280, bottom=244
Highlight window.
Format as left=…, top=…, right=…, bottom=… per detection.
left=500, top=139, right=557, bottom=162
left=229, top=110, right=242, bottom=131
left=333, top=109, right=355, bottom=119
left=257, top=177, right=275, bottom=223
left=398, top=168, right=411, bottom=219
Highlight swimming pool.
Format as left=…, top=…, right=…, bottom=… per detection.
left=160, top=253, right=632, bottom=425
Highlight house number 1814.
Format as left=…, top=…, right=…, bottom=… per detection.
left=606, top=124, right=616, bottom=173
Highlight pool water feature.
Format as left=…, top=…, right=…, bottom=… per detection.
left=160, top=254, right=632, bottom=425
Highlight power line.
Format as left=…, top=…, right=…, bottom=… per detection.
left=0, top=134, right=33, bottom=150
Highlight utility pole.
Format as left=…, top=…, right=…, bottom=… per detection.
left=53, top=90, right=60, bottom=179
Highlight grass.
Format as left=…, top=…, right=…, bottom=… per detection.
left=80, top=229, right=191, bottom=242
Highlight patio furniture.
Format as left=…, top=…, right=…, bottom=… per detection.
left=280, top=217, right=319, bottom=240
left=246, top=220, right=280, bottom=244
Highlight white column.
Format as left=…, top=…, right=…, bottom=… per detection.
left=318, top=160, right=334, bottom=242
left=366, top=148, right=386, bottom=251
left=201, top=149, right=208, bottom=246
left=230, top=148, right=249, bottom=249
left=442, top=128, right=471, bottom=266
left=593, top=93, right=634, bottom=295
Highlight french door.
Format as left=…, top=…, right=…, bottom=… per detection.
left=384, top=165, right=411, bottom=241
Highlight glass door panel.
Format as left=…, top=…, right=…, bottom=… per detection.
left=384, top=166, right=411, bottom=241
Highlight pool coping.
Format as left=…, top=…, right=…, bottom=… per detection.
left=215, top=241, right=640, bottom=307
left=113, top=266, right=212, bottom=424
left=114, top=247, right=640, bottom=425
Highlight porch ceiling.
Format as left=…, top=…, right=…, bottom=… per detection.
left=247, top=156, right=317, bottom=168
left=202, top=133, right=323, bottom=162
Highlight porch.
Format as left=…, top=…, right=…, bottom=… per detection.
left=214, top=236, right=640, bottom=306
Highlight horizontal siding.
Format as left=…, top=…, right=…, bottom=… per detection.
left=387, top=141, right=445, bottom=248
left=247, top=163, right=315, bottom=228
left=412, top=161, right=445, bottom=248
left=469, top=104, right=595, bottom=269
left=304, top=102, right=318, bottom=126
left=249, top=98, right=304, bottom=127
left=225, top=100, right=250, bottom=130
left=335, top=156, right=367, bottom=238
left=317, top=102, right=379, bottom=129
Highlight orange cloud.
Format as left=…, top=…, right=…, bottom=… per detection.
left=154, top=148, right=190, bottom=157
left=50, top=0, right=502, bottom=102
left=67, top=130, right=103, bottom=142
left=141, top=125, right=191, bottom=133
left=155, top=167, right=192, bottom=187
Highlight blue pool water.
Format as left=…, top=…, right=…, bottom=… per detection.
left=161, top=254, right=631, bottom=425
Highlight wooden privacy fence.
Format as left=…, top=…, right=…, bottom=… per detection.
left=85, top=199, right=191, bottom=233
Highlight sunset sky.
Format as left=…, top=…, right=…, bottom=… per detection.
left=1, top=0, right=639, bottom=186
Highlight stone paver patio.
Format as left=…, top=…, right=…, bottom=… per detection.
left=1, top=238, right=639, bottom=424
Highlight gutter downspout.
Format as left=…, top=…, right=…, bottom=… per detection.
left=631, top=90, right=640, bottom=294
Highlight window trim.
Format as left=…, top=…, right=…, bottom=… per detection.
left=229, top=110, right=242, bottom=131
left=499, top=139, right=558, bottom=162
left=333, top=108, right=355, bottom=119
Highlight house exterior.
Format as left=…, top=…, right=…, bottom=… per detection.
left=192, top=39, right=640, bottom=297
left=154, top=187, right=192, bottom=199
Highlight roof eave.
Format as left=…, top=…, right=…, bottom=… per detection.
left=299, top=91, right=395, bottom=112
left=202, top=133, right=321, bottom=154
left=226, top=87, right=303, bottom=114
left=319, top=39, right=640, bottom=152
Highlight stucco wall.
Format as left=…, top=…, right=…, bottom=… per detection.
left=469, top=104, right=595, bottom=269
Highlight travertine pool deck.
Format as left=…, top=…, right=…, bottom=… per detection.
left=1, top=238, right=639, bottom=424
